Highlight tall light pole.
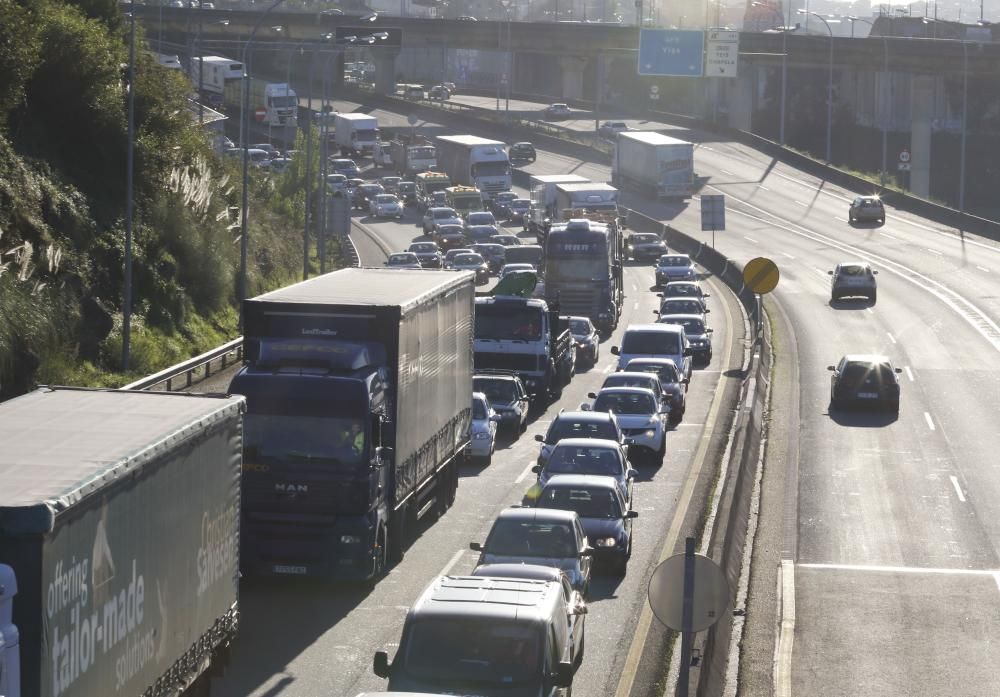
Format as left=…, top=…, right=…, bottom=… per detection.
left=239, top=0, right=288, bottom=329
left=958, top=39, right=968, bottom=213
left=752, top=2, right=788, bottom=144
left=123, top=1, right=137, bottom=371
left=800, top=10, right=836, bottom=164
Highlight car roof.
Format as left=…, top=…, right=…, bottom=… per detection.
left=625, top=357, right=679, bottom=367
left=411, top=575, right=561, bottom=622
left=567, top=315, right=591, bottom=322
left=596, top=386, right=657, bottom=398
left=664, top=281, right=700, bottom=288
left=474, top=373, right=519, bottom=383
left=542, top=473, right=623, bottom=491
left=553, top=410, right=617, bottom=423
left=623, top=323, right=678, bottom=333
left=496, top=506, right=580, bottom=523
left=605, top=371, right=660, bottom=381
left=841, top=354, right=892, bottom=364
left=550, top=437, right=623, bottom=450
left=658, top=314, right=704, bottom=322
left=470, top=563, right=569, bottom=583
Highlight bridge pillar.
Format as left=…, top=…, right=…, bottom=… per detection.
left=373, top=50, right=400, bottom=96
left=909, top=74, right=933, bottom=197
left=559, top=56, right=587, bottom=101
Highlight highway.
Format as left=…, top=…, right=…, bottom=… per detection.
left=194, top=89, right=1000, bottom=695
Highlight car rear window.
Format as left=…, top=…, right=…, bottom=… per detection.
left=839, top=265, right=867, bottom=276
left=593, top=392, right=656, bottom=415
left=621, top=331, right=681, bottom=355
left=547, top=419, right=617, bottom=442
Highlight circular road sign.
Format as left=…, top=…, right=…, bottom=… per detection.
left=254, top=107, right=267, bottom=123
left=899, top=148, right=911, bottom=163
left=743, top=256, right=780, bottom=294
left=650, top=85, right=660, bottom=94
left=407, top=113, right=419, bottom=126
left=648, top=552, right=730, bottom=633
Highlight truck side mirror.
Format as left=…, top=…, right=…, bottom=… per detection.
left=373, top=650, right=391, bottom=678
left=555, top=661, right=575, bottom=687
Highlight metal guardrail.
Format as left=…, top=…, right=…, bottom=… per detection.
left=122, top=338, right=244, bottom=392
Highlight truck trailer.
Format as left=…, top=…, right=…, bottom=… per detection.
left=189, top=55, right=243, bottom=107
left=334, top=113, right=379, bottom=156
left=435, top=135, right=511, bottom=200
left=0, top=387, right=244, bottom=697
left=222, top=78, right=298, bottom=127
left=612, top=131, right=694, bottom=199
left=230, top=268, right=475, bottom=581
left=526, top=174, right=589, bottom=240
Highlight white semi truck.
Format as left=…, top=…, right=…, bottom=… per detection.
left=612, top=131, right=694, bottom=198
left=189, top=55, right=244, bottom=108
left=221, top=78, right=298, bottom=127
left=334, top=113, right=379, bottom=156
left=434, top=135, right=511, bottom=200
left=526, top=173, right=590, bottom=239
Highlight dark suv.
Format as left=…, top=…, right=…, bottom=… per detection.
left=509, top=142, right=537, bottom=163
left=828, top=354, right=902, bottom=414
left=848, top=196, right=885, bottom=224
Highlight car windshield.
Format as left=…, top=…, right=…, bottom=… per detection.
left=475, top=306, right=544, bottom=341
left=403, top=619, right=541, bottom=684
left=475, top=379, right=517, bottom=404
left=472, top=397, right=488, bottom=420
left=511, top=199, right=530, bottom=209
left=468, top=213, right=494, bottom=225
left=604, top=375, right=657, bottom=391
left=433, top=208, right=457, bottom=219
left=455, top=253, right=484, bottom=266
left=631, top=234, right=659, bottom=244
left=659, top=256, right=689, bottom=266
left=569, top=319, right=592, bottom=334
left=861, top=199, right=881, bottom=208
left=546, top=419, right=617, bottom=442
left=663, top=317, right=704, bottom=334
left=410, top=243, right=436, bottom=252
left=374, top=195, right=395, bottom=203
left=593, top=392, right=656, bottom=415
left=840, top=361, right=895, bottom=387
left=627, top=361, right=680, bottom=384
left=547, top=445, right=622, bottom=475
left=485, top=519, right=578, bottom=558
left=360, top=185, right=382, bottom=194
left=505, top=248, right=543, bottom=265
left=495, top=193, right=516, bottom=203
left=399, top=182, right=416, bottom=192
left=537, top=486, right=622, bottom=519
left=621, top=331, right=681, bottom=355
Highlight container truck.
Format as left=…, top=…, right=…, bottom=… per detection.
left=435, top=135, right=511, bottom=200
left=0, top=387, right=244, bottom=697
left=189, top=55, right=243, bottom=108
left=335, top=113, right=379, bottom=156
left=389, top=136, right=438, bottom=177
left=222, top=78, right=298, bottom=127
left=526, top=174, right=589, bottom=240
left=612, top=131, right=694, bottom=199
left=230, top=268, right=475, bottom=581
left=553, top=182, right=620, bottom=222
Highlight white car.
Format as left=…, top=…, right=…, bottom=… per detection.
left=465, top=210, right=498, bottom=229
left=423, top=206, right=462, bottom=233
left=654, top=254, right=697, bottom=287
left=326, top=173, right=348, bottom=194
left=612, top=323, right=692, bottom=382
left=583, top=387, right=668, bottom=465
left=469, top=392, right=500, bottom=463
left=598, top=120, right=631, bottom=139
left=369, top=194, right=403, bottom=219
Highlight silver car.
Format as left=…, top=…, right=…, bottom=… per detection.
left=654, top=254, right=697, bottom=287
left=422, top=206, right=462, bottom=233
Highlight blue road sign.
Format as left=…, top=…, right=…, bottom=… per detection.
left=638, top=29, right=705, bottom=77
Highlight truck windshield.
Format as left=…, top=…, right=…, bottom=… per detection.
left=268, top=95, right=297, bottom=107
left=475, top=306, right=544, bottom=341
left=404, top=619, right=541, bottom=685
left=244, top=415, right=366, bottom=466
left=472, top=161, right=511, bottom=177
left=547, top=257, right=608, bottom=283
left=411, top=146, right=436, bottom=159
left=354, top=128, right=377, bottom=141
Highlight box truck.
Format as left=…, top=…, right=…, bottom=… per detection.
left=435, top=135, right=511, bottom=200
left=0, top=387, right=244, bottom=697
left=526, top=174, right=590, bottom=240
left=612, top=131, right=694, bottom=198
left=230, top=268, right=475, bottom=581
left=334, top=113, right=379, bottom=156
left=222, top=78, right=298, bottom=127
left=389, top=136, right=438, bottom=177
left=189, top=55, right=243, bottom=108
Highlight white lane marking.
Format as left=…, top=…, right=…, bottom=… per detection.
left=759, top=184, right=770, bottom=191
left=880, top=231, right=900, bottom=240
left=887, top=332, right=897, bottom=344
left=633, top=301, right=640, bottom=310
left=720, top=168, right=734, bottom=175
left=603, top=364, right=614, bottom=373
left=799, top=562, right=997, bottom=576
left=924, top=412, right=936, bottom=431
left=977, top=266, right=990, bottom=273
left=865, top=307, right=874, bottom=314
left=515, top=462, right=536, bottom=484
left=812, top=267, right=828, bottom=277
left=833, top=216, right=847, bottom=222
left=950, top=475, right=967, bottom=503
left=781, top=252, right=796, bottom=259
left=793, top=200, right=808, bottom=207
left=925, top=248, right=944, bottom=256
left=439, top=548, right=466, bottom=577
left=904, top=366, right=915, bottom=382
left=775, top=559, right=795, bottom=697
left=744, top=235, right=758, bottom=243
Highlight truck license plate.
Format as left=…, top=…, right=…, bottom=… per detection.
left=273, top=565, right=308, bottom=575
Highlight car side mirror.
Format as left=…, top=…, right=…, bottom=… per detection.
left=580, top=546, right=593, bottom=557
left=656, top=293, right=663, bottom=298
left=555, top=661, right=575, bottom=688
left=703, top=293, right=711, bottom=298
left=895, top=367, right=902, bottom=373
left=653, top=309, right=660, bottom=315
left=706, top=328, right=714, bottom=333
left=827, top=365, right=836, bottom=371
left=626, top=471, right=635, bottom=479
left=683, top=348, right=693, bottom=356
left=611, top=346, right=620, bottom=355
left=873, top=270, right=879, bottom=274
left=490, top=414, right=501, bottom=423
left=587, top=392, right=597, bottom=399
left=571, top=603, right=588, bottom=616
left=626, top=510, right=639, bottom=519
left=580, top=403, right=592, bottom=412
left=534, top=434, right=544, bottom=443
left=682, top=376, right=690, bottom=385
left=373, top=650, right=391, bottom=678
left=623, top=437, right=634, bottom=446
left=469, top=542, right=483, bottom=551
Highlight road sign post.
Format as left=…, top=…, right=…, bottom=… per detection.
left=700, top=194, right=725, bottom=247
left=743, top=256, right=779, bottom=334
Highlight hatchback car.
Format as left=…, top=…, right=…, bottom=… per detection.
left=489, top=191, right=518, bottom=218
left=428, top=84, right=450, bottom=100
left=658, top=297, right=709, bottom=320
left=466, top=224, right=499, bottom=243
left=544, top=103, right=572, bottom=120
left=474, top=371, right=531, bottom=435
left=442, top=248, right=474, bottom=268
left=470, top=243, right=506, bottom=274
left=326, top=173, right=349, bottom=194
left=385, top=252, right=422, bottom=269
left=509, top=142, right=537, bottom=163
left=532, top=438, right=635, bottom=504
left=830, top=262, right=878, bottom=303
left=655, top=254, right=697, bottom=287
left=626, top=233, right=667, bottom=262
left=660, top=281, right=709, bottom=302
left=378, top=176, right=402, bottom=193
left=330, top=158, right=360, bottom=178
left=613, top=323, right=693, bottom=382
left=534, top=410, right=625, bottom=468
left=451, top=253, right=490, bottom=285
left=397, top=180, right=418, bottom=205
left=828, top=355, right=902, bottom=413
left=501, top=262, right=538, bottom=278
left=534, top=475, right=638, bottom=575
left=407, top=241, right=443, bottom=268
left=369, top=193, right=403, bottom=219
left=584, top=387, right=667, bottom=465
left=568, top=316, right=600, bottom=367
left=423, top=206, right=462, bottom=233
left=466, top=210, right=498, bottom=228
left=849, top=195, right=885, bottom=224
left=597, top=120, right=630, bottom=139
left=658, top=314, right=713, bottom=364
left=353, top=183, right=384, bottom=210
left=470, top=507, right=593, bottom=594
left=623, top=357, right=686, bottom=421
left=491, top=233, right=522, bottom=247
left=469, top=392, right=500, bottom=463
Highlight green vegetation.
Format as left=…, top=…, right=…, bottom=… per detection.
left=0, top=0, right=329, bottom=400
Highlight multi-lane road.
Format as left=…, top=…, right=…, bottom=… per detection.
left=199, top=90, right=1000, bottom=696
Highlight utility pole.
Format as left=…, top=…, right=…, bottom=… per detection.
left=123, top=0, right=137, bottom=371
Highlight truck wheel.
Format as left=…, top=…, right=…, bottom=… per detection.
left=371, top=526, right=388, bottom=580
left=387, top=508, right=408, bottom=564
left=656, top=437, right=666, bottom=466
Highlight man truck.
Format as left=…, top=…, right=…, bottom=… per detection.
left=612, top=131, right=694, bottom=199
left=0, top=387, right=244, bottom=697
left=230, top=268, right=475, bottom=581
left=335, top=113, right=379, bottom=156
left=435, top=135, right=511, bottom=200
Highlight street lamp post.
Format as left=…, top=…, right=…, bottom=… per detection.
left=752, top=2, right=788, bottom=145
left=959, top=39, right=968, bottom=213
left=123, top=1, right=137, bottom=371
left=800, top=10, right=835, bottom=164
left=239, top=0, right=288, bottom=329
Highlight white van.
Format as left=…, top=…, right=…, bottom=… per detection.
left=611, top=323, right=692, bottom=382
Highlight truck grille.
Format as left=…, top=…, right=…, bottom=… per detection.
left=548, top=288, right=599, bottom=316
left=475, top=352, right=539, bottom=372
